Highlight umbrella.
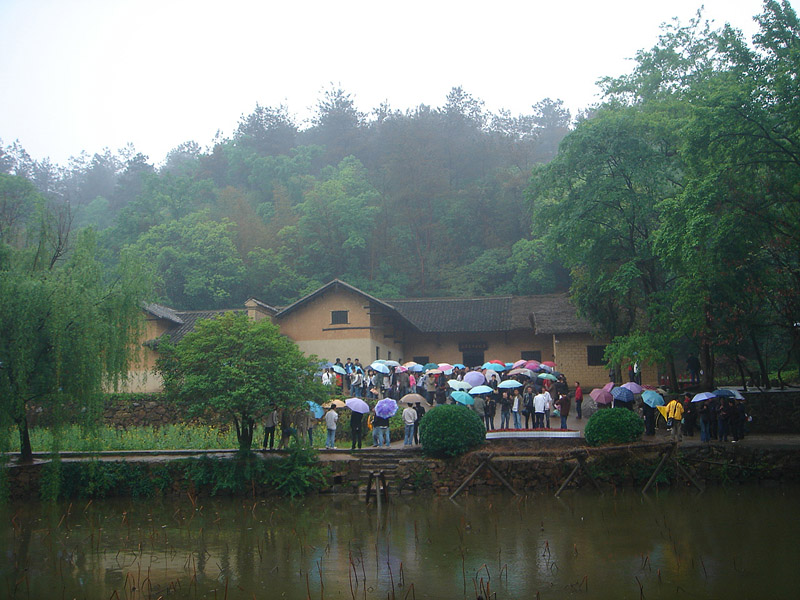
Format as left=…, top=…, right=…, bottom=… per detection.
left=423, top=362, right=438, bottom=371
left=542, top=361, right=557, bottom=368
left=483, top=362, right=506, bottom=372
left=323, top=399, right=346, bottom=408
left=394, top=365, right=408, bottom=373
left=538, top=373, right=557, bottom=381
left=611, top=386, right=634, bottom=403
left=508, top=368, right=535, bottom=379
left=463, top=371, right=486, bottom=387
left=642, top=390, right=665, bottom=408
left=403, top=361, right=419, bottom=368
left=426, top=368, right=443, bottom=375
left=447, top=380, right=472, bottom=391
left=622, top=382, right=643, bottom=394
left=400, top=393, right=429, bottom=406
left=713, top=388, right=744, bottom=400
left=538, top=364, right=554, bottom=374
left=498, top=380, right=523, bottom=389
left=438, top=363, right=454, bottom=372
left=407, top=363, right=424, bottom=372
left=332, top=365, right=346, bottom=375
left=512, top=359, right=527, bottom=368
left=451, top=391, right=475, bottom=405
left=384, top=360, right=401, bottom=367
left=345, top=398, right=370, bottom=413
left=524, top=360, right=541, bottom=370
left=602, top=382, right=615, bottom=392
left=375, top=398, right=398, bottom=418
left=692, top=391, right=716, bottom=403
left=452, top=363, right=466, bottom=369
left=370, top=361, right=390, bottom=374
left=469, top=385, right=494, bottom=395
left=307, top=401, right=324, bottom=419
left=590, top=388, right=613, bottom=405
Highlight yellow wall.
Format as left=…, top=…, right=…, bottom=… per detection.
left=277, top=288, right=404, bottom=364
left=118, top=314, right=170, bottom=393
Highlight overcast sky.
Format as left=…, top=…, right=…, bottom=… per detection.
left=0, top=0, right=783, bottom=167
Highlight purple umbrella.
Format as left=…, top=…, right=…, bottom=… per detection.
left=622, top=382, right=643, bottom=394
left=345, top=397, right=370, bottom=414
left=463, top=371, right=485, bottom=387
left=375, top=398, right=398, bottom=418
left=590, top=388, right=613, bottom=405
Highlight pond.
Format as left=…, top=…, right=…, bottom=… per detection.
left=2, top=486, right=798, bottom=599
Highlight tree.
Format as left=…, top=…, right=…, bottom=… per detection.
left=156, top=312, right=326, bottom=451
left=131, top=212, right=245, bottom=309
left=0, top=224, right=148, bottom=460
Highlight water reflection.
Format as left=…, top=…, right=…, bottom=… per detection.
left=2, top=487, right=799, bottom=599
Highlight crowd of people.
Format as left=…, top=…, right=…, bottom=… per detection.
left=660, top=394, right=749, bottom=443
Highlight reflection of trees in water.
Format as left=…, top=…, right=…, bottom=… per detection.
left=2, top=489, right=799, bottom=598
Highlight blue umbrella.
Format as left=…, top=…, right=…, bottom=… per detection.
left=307, top=401, right=324, bottom=418
left=453, top=363, right=466, bottom=369
left=692, top=391, right=716, bottom=403
left=483, top=362, right=506, bottom=372
left=345, top=397, right=370, bottom=414
left=498, top=380, right=523, bottom=389
left=469, top=385, right=494, bottom=395
left=611, top=386, right=634, bottom=403
left=332, top=365, right=346, bottom=375
left=370, top=361, right=390, bottom=374
left=451, top=391, right=475, bottom=405
left=642, top=390, right=664, bottom=408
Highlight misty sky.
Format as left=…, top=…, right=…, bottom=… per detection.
left=0, top=0, right=782, bottom=167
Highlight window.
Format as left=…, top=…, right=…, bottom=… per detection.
left=331, top=310, right=349, bottom=325
left=521, top=350, right=542, bottom=361
left=387, top=351, right=392, bottom=360
left=376, top=346, right=380, bottom=360
left=462, top=351, right=484, bottom=368
left=587, top=345, right=607, bottom=366
left=413, top=356, right=429, bottom=365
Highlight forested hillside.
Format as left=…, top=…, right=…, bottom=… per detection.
left=0, top=87, right=572, bottom=309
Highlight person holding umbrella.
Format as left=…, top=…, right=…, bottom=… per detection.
left=351, top=407, right=364, bottom=450
left=413, top=402, right=426, bottom=444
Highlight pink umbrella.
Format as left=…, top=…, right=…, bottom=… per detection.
left=463, top=371, right=485, bottom=387
left=394, top=365, right=409, bottom=373
left=590, top=388, right=613, bottom=405
left=438, top=363, right=454, bottom=372
left=512, top=359, right=527, bottom=368
left=525, top=360, right=541, bottom=370
left=602, top=382, right=614, bottom=392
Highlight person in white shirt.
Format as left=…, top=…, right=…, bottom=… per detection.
left=402, top=402, right=418, bottom=446
left=533, top=389, right=551, bottom=429
left=325, top=405, right=339, bottom=449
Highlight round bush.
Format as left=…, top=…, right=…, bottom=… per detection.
left=584, top=408, right=644, bottom=446
left=419, top=405, right=486, bottom=458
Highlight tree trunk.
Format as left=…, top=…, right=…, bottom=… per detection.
left=750, top=331, right=770, bottom=389
left=17, top=416, right=33, bottom=462
left=237, top=416, right=254, bottom=452
left=701, top=341, right=714, bottom=390
left=735, top=354, right=749, bottom=391
left=668, top=356, right=679, bottom=393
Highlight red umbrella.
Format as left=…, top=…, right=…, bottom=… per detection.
left=542, top=361, right=557, bottom=368
left=524, top=360, right=541, bottom=370
left=590, top=388, right=613, bottom=405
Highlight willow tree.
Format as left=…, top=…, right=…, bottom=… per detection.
left=0, top=206, right=148, bottom=461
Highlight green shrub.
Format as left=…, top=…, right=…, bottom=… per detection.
left=419, top=405, right=485, bottom=458
left=584, top=408, right=644, bottom=446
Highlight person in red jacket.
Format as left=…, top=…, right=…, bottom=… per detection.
left=574, top=382, right=583, bottom=420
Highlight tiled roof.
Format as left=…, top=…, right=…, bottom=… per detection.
left=143, top=302, right=184, bottom=324
left=147, top=309, right=244, bottom=345
left=389, top=293, right=591, bottom=334
left=390, top=297, right=513, bottom=332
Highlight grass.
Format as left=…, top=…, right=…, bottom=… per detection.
left=24, top=424, right=240, bottom=452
